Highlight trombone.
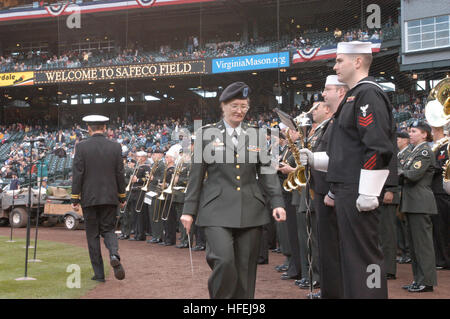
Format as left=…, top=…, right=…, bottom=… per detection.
left=152, top=164, right=168, bottom=223
left=120, top=163, right=140, bottom=214
left=161, top=157, right=185, bottom=221
left=134, top=171, right=150, bottom=213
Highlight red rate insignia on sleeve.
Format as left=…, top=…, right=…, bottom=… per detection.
left=359, top=114, right=374, bottom=127
left=364, top=154, right=377, bottom=170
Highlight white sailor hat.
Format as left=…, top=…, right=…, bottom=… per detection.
left=279, top=122, right=288, bottom=131
left=337, top=41, right=372, bottom=54
left=82, top=115, right=109, bottom=125
left=136, top=151, right=147, bottom=157
left=166, top=144, right=181, bottom=159
left=325, top=75, right=347, bottom=87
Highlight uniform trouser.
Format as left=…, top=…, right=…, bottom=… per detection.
left=176, top=203, right=192, bottom=245
left=204, top=226, right=262, bottom=299
left=258, top=223, right=269, bottom=262
left=194, top=223, right=206, bottom=247
left=266, top=217, right=277, bottom=250
left=405, top=213, right=437, bottom=286
left=296, top=208, right=320, bottom=282
left=276, top=219, right=291, bottom=258
left=431, top=194, right=450, bottom=268
left=284, top=192, right=301, bottom=278
left=396, top=214, right=410, bottom=258
left=314, top=193, right=343, bottom=299
left=148, top=197, right=163, bottom=240
left=377, top=204, right=398, bottom=276
left=120, top=206, right=131, bottom=237
left=129, top=197, right=138, bottom=235
left=162, top=201, right=177, bottom=244
left=83, top=205, right=119, bottom=279
left=333, top=183, right=387, bottom=299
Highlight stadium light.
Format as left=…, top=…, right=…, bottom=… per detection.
left=144, top=95, right=160, bottom=101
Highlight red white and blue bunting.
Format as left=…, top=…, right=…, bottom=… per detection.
left=292, top=40, right=381, bottom=64
left=0, top=0, right=215, bottom=22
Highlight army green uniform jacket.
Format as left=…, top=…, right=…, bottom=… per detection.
left=400, top=142, right=437, bottom=215
left=183, top=120, right=285, bottom=228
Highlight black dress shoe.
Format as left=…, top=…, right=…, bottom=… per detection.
left=275, top=264, right=289, bottom=272
left=110, top=255, right=125, bottom=280
left=281, top=272, right=299, bottom=280
left=119, top=235, right=129, bottom=240
left=148, top=238, right=162, bottom=243
left=306, top=291, right=321, bottom=299
left=402, top=282, right=416, bottom=290
left=158, top=241, right=167, bottom=246
left=299, top=280, right=320, bottom=289
left=91, top=275, right=105, bottom=283
left=176, top=243, right=189, bottom=248
left=295, top=278, right=307, bottom=286
left=257, top=258, right=268, bottom=265
left=192, top=245, right=205, bottom=251
left=398, top=256, right=412, bottom=264
left=408, top=284, right=433, bottom=293
left=163, top=242, right=175, bottom=246
left=386, top=273, right=396, bottom=280
left=271, top=248, right=281, bottom=253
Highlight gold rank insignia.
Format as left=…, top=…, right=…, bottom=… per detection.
left=247, top=145, right=261, bottom=152
left=413, top=161, right=422, bottom=169
left=346, top=96, right=355, bottom=102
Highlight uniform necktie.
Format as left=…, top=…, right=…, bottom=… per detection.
left=231, top=130, right=239, bottom=147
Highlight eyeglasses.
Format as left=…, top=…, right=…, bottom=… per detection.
left=229, top=104, right=249, bottom=111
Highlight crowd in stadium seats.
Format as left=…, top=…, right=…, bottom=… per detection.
left=0, top=93, right=426, bottom=191
left=0, top=23, right=400, bottom=73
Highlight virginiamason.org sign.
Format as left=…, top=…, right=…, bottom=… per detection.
left=211, top=52, right=290, bottom=74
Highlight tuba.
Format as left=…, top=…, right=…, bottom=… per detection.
left=425, top=77, right=450, bottom=194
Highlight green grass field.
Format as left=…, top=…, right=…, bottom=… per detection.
left=0, top=236, right=107, bottom=299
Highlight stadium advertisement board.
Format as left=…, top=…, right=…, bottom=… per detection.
left=211, top=52, right=290, bottom=74
left=34, top=60, right=206, bottom=84
left=0, top=72, right=34, bottom=87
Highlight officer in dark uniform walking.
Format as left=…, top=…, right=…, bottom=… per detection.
left=300, top=41, right=396, bottom=298
left=128, top=151, right=151, bottom=241
left=180, top=82, right=286, bottom=299
left=71, top=115, right=126, bottom=282
left=399, top=120, right=438, bottom=292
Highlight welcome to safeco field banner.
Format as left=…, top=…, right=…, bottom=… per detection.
left=35, top=60, right=206, bottom=84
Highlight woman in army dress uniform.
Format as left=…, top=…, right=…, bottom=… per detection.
left=399, top=120, right=438, bottom=293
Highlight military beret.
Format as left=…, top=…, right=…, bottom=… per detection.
left=409, top=120, right=431, bottom=133
left=397, top=131, right=410, bottom=139
left=219, top=82, right=251, bottom=103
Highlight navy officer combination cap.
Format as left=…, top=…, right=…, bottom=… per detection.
left=219, top=82, right=251, bottom=103
left=409, top=119, right=431, bottom=133
left=82, top=115, right=109, bottom=126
